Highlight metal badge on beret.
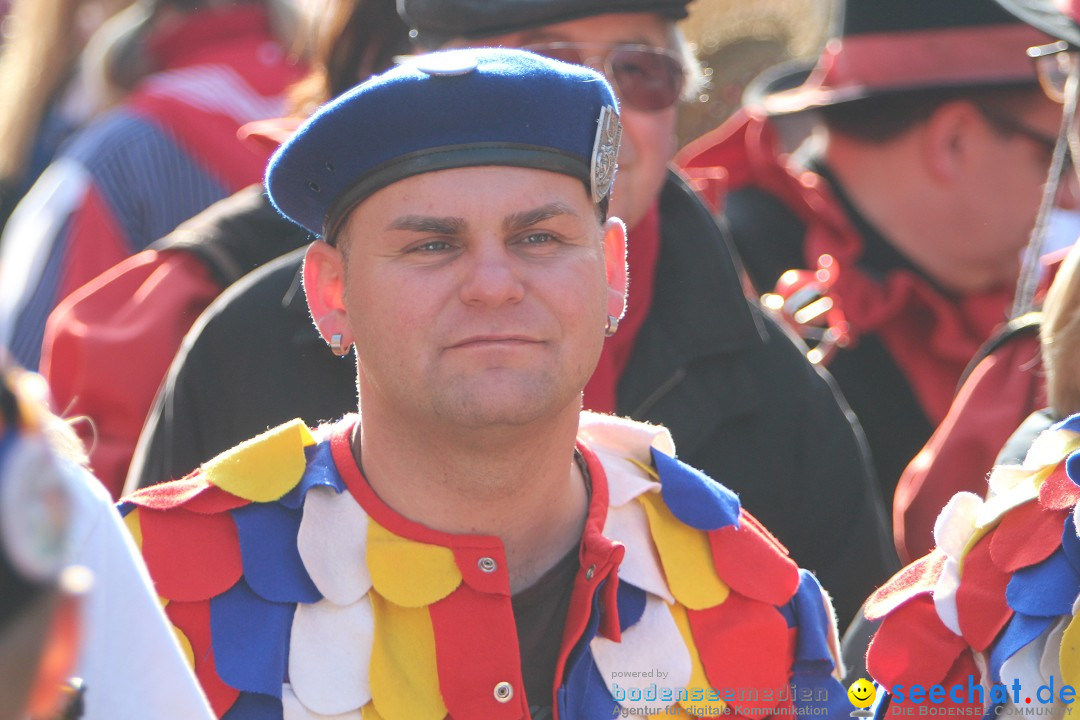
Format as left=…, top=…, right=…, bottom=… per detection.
left=591, top=105, right=621, bottom=204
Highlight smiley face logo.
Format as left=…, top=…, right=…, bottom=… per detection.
left=848, top=678, right=876, bottom=709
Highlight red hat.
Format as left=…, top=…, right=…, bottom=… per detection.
left=755, top=0, right=1049, bottom=115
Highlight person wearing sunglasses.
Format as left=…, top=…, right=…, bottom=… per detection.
left=679, top=0, right=1063, bottom=545
left=124, top=0, right=897, bottom=629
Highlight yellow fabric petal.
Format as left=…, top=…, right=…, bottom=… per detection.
left=369, top=592, right=446, bottom=720
left=367, top=520, right=461, bottom=608
left=628, top=458, right=660, bottom=481
left=639, top=492, right=730, bottom=610
left=1060, top=613, right=1080, bottom=689
left=123, top=507, right=142, bottom=550
left=361, top=702, right=385, bottom=720
left=202, top=419, right=314, bottom=502
left=172, top=623, right=195, bottom=669
left=668, top=603, right=728, bottom=717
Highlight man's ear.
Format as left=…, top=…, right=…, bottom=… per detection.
left=922, top=100, right=981, bottom=183
left=602, top=218, right=628, bottom=322
left=303, top=240, right=354, bottom=349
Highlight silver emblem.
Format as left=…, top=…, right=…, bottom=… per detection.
left=413, top=53, right=478, bottom=77
left=591, top=105, right=622, bottom=204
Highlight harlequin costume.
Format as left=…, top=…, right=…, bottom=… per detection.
left=864, top=415, right=1080, bottom=716
left=675, top=0, right=1048, bottom=498
left=120, top=412, right=850, bottom=719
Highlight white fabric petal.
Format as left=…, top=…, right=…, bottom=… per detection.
left=1000, top=620, right=1061, bottom=713
left=605, top=501, right=674, bottom=604
left=579, top=413, right=674, bottom=507
left=933, top=492, right=982, bottom=560
left=1040, top=617, right=1068, bottom=683
left=289, top=596, right=374, bottom=715
left=592, top=595, right=691, bottom=714
left=298, top=485, right=371, bottom=605
left=1022, top=428, right=1080, bottom=470
left=283, top=683, right=363, bottom=720
left=932, top=558, right=962, bottom=636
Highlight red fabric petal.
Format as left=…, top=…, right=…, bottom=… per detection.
left=708, top=511, right=799, bottom=606
left=866, top=595, right=967, bottom=690
left=956, top=535, right=1012, bottom=652
left=1039, top=463, right=1080, bottom=511
left=689, top=593, right=792, bottom=717
left=428, top=584, right=527, bottom=720
left=864, top=552, right=947, bottom=621
left=126, top=475, right=250, bottom=514
left=989, top=501, right=1068, bottom=573
left=165, top=600, right=239, bottom=717
left=140, top=506, right=243, bottom=601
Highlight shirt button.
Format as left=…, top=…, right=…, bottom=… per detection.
left=585, top=564, right=596, bottom=580
left=494, top=681, right=514, bottom=702
left=478, top=557, right=498, bottom=573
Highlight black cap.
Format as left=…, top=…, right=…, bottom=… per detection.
left=398, top=0, right=693, bottom=47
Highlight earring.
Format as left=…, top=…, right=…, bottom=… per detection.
left=604, top=315, right=619, bottom=337
left=329, top=333, right=348, bottom=356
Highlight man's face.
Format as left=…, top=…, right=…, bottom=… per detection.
left=313, top=166, right=626, bottom=429
left=476, top=13, right=680, bottom=230
left=962, top=91, right=1063, bottom=288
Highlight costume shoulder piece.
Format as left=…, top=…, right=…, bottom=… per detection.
left=865, top=415, right=1080, bottom=716
left=121, top=414, right=851, bottom=719
left=575, top=412, right=851, bottom=718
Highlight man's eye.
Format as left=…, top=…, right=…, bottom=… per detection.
left=411, top=240, right=454, bottom=252
left=520, top=232, right=556, bottom=245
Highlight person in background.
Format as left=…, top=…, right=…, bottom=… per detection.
left=38, top=0, right=411, bottom=499
left=126, top=0, right=896, bottom=628
left=0, top=0, right=134, bottom=235
left=0, top=0, right=305, bottom=369
left=119, top=46, right=851, bottom=719
left=864, top=2, right=1080, bottom=709
left=0, top=359, right=214, bottom=719
left=678, top=0, right=1059, bottom=507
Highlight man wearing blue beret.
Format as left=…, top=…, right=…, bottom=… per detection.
left=118, top=47, right=852, bottom=719
left=127, top=0, right=896, bottom=629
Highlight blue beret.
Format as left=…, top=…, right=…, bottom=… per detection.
left=398, top=0, right=694, bottom=47
left=265, top=47, right=622, bottom=239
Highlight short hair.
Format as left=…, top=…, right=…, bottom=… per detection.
left=820, top=84, right=1042, bottom=143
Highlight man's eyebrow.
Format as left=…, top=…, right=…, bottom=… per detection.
left=386, top=215, right=466, bottom=234
left=503, top=202, right=579, bottom=233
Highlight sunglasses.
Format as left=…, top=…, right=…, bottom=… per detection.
left=521, top=42, right=685, bottom=112
left=1029, top=40, right=1080, bottom=104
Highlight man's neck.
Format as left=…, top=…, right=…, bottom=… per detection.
left=353, top=406, right=590, bottom=594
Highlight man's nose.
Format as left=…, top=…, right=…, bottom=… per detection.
left=458, top=244, right=526, bottom=306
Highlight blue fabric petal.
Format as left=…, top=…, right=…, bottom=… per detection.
left=210, top=577, right=295, bottom=697
left=118, top=501, right=136, bottom=517
left=231, top=502, right=321, bottom=603
left=789, top=570, right=834, bottom=670
left=221, top=692, right=283, bottom=720
left=616, top=580, right=647, bottom=633
left=988, top=613, right=1054, bottom=683
left=652, top=447, right=740, bottom=531
left=1006, top=548, right=1079, bottom=617
left=559, top=582, right=618, bottom=720
left=776, top=600, right=797, bottom=628
left=279, top=442, right=346, bottom=510
left=1066, top=449, right=1080, bottom=489
left=1052, top=415, right=1080, bottom=435
left=1062, top=515, right=1080, bottom=575
left=792, top=672, right=851, bottom=716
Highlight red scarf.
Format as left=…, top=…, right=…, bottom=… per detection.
left=583, top=204, right=662, bottom=413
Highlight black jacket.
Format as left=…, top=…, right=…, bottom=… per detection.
left=127, top=171, right=897, bottom=625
